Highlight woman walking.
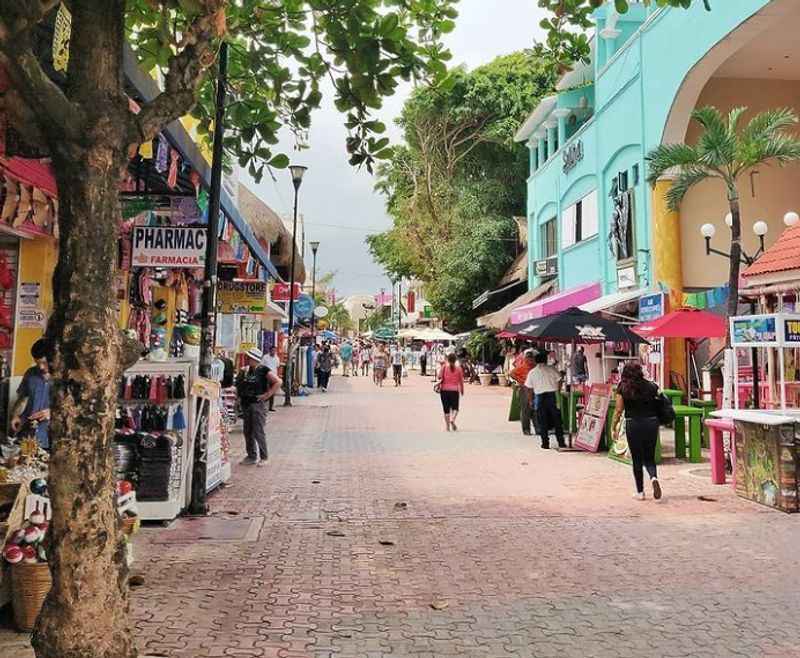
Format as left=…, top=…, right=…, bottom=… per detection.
left=373, top=345, right=387, bottom=387
left=611, top=363, right=663, bottom=501
left=437, top=352, right=464, bottom=432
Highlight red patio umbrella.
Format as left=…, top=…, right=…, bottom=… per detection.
left=633, top=307, right=726, bottom=339
left=633, top=307, right=726, bottom=399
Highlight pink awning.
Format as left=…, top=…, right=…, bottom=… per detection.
left=510, top=281, right=602, bottom=324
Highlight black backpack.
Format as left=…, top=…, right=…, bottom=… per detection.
left=655, top=391, right=676, bottom=426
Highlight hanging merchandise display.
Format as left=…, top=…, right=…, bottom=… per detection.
left=116, top=361, right=193, bottom=521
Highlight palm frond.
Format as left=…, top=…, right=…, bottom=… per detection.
left=727, top=107, right=747, bottom=136
left=742, top=134, right=800, bottom=169
left=645, top=143, right=701, bottom=185
left=665, top=167, right=712, bottom=211
left=693, top=106, right=736, bottom=169
left=741, top=107, right=799, bottom=146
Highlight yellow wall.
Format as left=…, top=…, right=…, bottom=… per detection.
left=13, top=237, right=57, bottom=376
left=680, top=78, right=800, bottom=288
left=652, top=180, right=686, bottom=383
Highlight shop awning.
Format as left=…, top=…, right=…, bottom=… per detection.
left=472, top=278, right=526, bottom=310
left=579, top=287, right=647, bottom=315
left=0, top=157, right=57, bottom=196
left=477, top=280, right=555, bottom=330
left=123, top=45, right=278, bottom=281
left=510, top=281, right=601, bottom=324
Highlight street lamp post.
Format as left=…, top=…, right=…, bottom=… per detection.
left=310, top=240, right=320, bottom=339
left=283, top=164, right=308, bottom=407
left=699, top=211, right=798, bottom=410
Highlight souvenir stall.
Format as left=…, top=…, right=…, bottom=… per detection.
left=711, top=313, right=800, bottom=512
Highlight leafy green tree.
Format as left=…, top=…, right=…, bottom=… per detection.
left=369, top=50, right=556, bottom=330
left=646, top=107, right=800, bottom=319
left=0, top=2, right=457, bottom=657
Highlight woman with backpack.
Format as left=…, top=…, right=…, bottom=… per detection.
left=611, top=362, right=663, bottom=501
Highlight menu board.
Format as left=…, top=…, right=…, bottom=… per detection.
left=575, top=384, right=612, bottom=453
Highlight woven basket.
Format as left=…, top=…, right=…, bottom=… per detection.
left=11, top=562, right=52, bottom=632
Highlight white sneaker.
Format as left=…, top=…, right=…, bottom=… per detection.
left=633, top=492, right=645, bottom=501
left=256, top=460, right=265, bottom=468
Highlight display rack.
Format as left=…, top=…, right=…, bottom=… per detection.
left=118, top=360, right=194, bottom=521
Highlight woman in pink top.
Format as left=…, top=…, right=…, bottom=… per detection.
left=437, top=352, right=465, bottom=432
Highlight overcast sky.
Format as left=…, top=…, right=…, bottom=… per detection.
left=244, top=0, right=547, bottom=297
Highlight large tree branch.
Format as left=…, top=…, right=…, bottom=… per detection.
left=0, top=49, right=84, bottom=143
left=0, top=0, right=60, bottom=43
left=127, top=4, right=225, bottom=149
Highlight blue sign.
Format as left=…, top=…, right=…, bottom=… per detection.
left=639, top=293, right=664, bottom=323
left=294, top=294, right=314, bottom=320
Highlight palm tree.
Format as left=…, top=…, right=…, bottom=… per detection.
left=647, top=106, right=800, bottom=318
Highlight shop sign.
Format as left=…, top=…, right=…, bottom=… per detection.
left=562, top=140, right=584, bottom=174
left=52, top=3, right=72, bottom=73
left=575, top=384, right=612, bottom=453
left=271, top=282, right=302, bottom=302
left=17, top=282, right=46, bottom=328
left=534, top=257, right=558, bottom=278
left=131, top=226, right=206, bottom=268
left=617, top=265, right=637, bottom=290
left=217, top=280, right=267, bottom=314
left=730, top=315, right=778, bottom=347
left=638, top=293, right=664, bottom=323
left=785, top=318, right=800, bottom=344
left=295, top=294, right=314, bottom=320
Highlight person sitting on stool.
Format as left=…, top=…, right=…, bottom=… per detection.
left=525, top=351, right=565, bottom=449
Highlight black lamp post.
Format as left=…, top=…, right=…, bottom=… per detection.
left=310, top=240, right=320, bottom=339
left=698, top=212, right=798, bottom=410
left=283, top=164, right=307, bottom=407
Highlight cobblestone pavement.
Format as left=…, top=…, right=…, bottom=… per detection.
left=3, top=370, right=800, bottom=657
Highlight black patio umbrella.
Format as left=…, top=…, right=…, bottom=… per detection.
left=505, top=307, right=645, bottom=344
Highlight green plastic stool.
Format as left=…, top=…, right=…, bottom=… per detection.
left=509, top=386, right=521, bottom=422
left=672, top=405, right=704, bottom=463
left=690, top=399, right=717, bottom=448
left=662, top=388, right=685, bottom=407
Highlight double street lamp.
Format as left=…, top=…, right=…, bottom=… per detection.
left=283, top=164, right=308, bottom=407
left=699, top=210, right=799, bottom=410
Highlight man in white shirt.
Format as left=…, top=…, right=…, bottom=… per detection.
left=525, top=351, right=565, bottom=449
left=390, top=345, right=403, bottom=386
left=260, top=346, right=281, bottom=412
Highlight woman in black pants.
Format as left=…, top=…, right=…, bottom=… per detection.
left=611, top=363, right=663, bottom=501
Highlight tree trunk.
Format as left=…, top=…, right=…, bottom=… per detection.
left=30, top=2, right=136, bottom=656
left=726, top=195, right=742, bottom=322
left=31, top=146, right=136, bottom=658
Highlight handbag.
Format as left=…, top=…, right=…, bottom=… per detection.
left=655, top=392, right=676, bottom=426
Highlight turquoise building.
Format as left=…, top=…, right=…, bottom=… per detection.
left=514, top=0, right=800, bottom=324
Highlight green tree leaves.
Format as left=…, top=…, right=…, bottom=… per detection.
left=127, top=0, right=459, bottom=180
left=368, top=50, right=557, bottom=330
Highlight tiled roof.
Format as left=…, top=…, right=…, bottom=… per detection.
left=743, top=225, right=800, bottom=277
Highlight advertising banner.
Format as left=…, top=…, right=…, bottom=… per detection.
left=575, top=384, right=612, bottom=453
left=271, top=282, right=302, bottom=302
left=638, top=292, right=664, bottom=323
left=730, top=315, right=779, bottom=347
left=217, top=280, right=267, bottom=314
left=131, top=226, right=206, bottom=268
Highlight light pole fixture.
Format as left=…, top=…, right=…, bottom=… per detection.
left=283, top=164, right=307, bottom=407
left=699, top=213, right=774, bottom=266
left=310, top=240, right=320, bottom=340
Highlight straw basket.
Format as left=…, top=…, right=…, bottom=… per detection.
left=11, top=562, right=52, bottom=632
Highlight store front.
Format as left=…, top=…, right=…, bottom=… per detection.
left=515, top=0, right=798, bottom=385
